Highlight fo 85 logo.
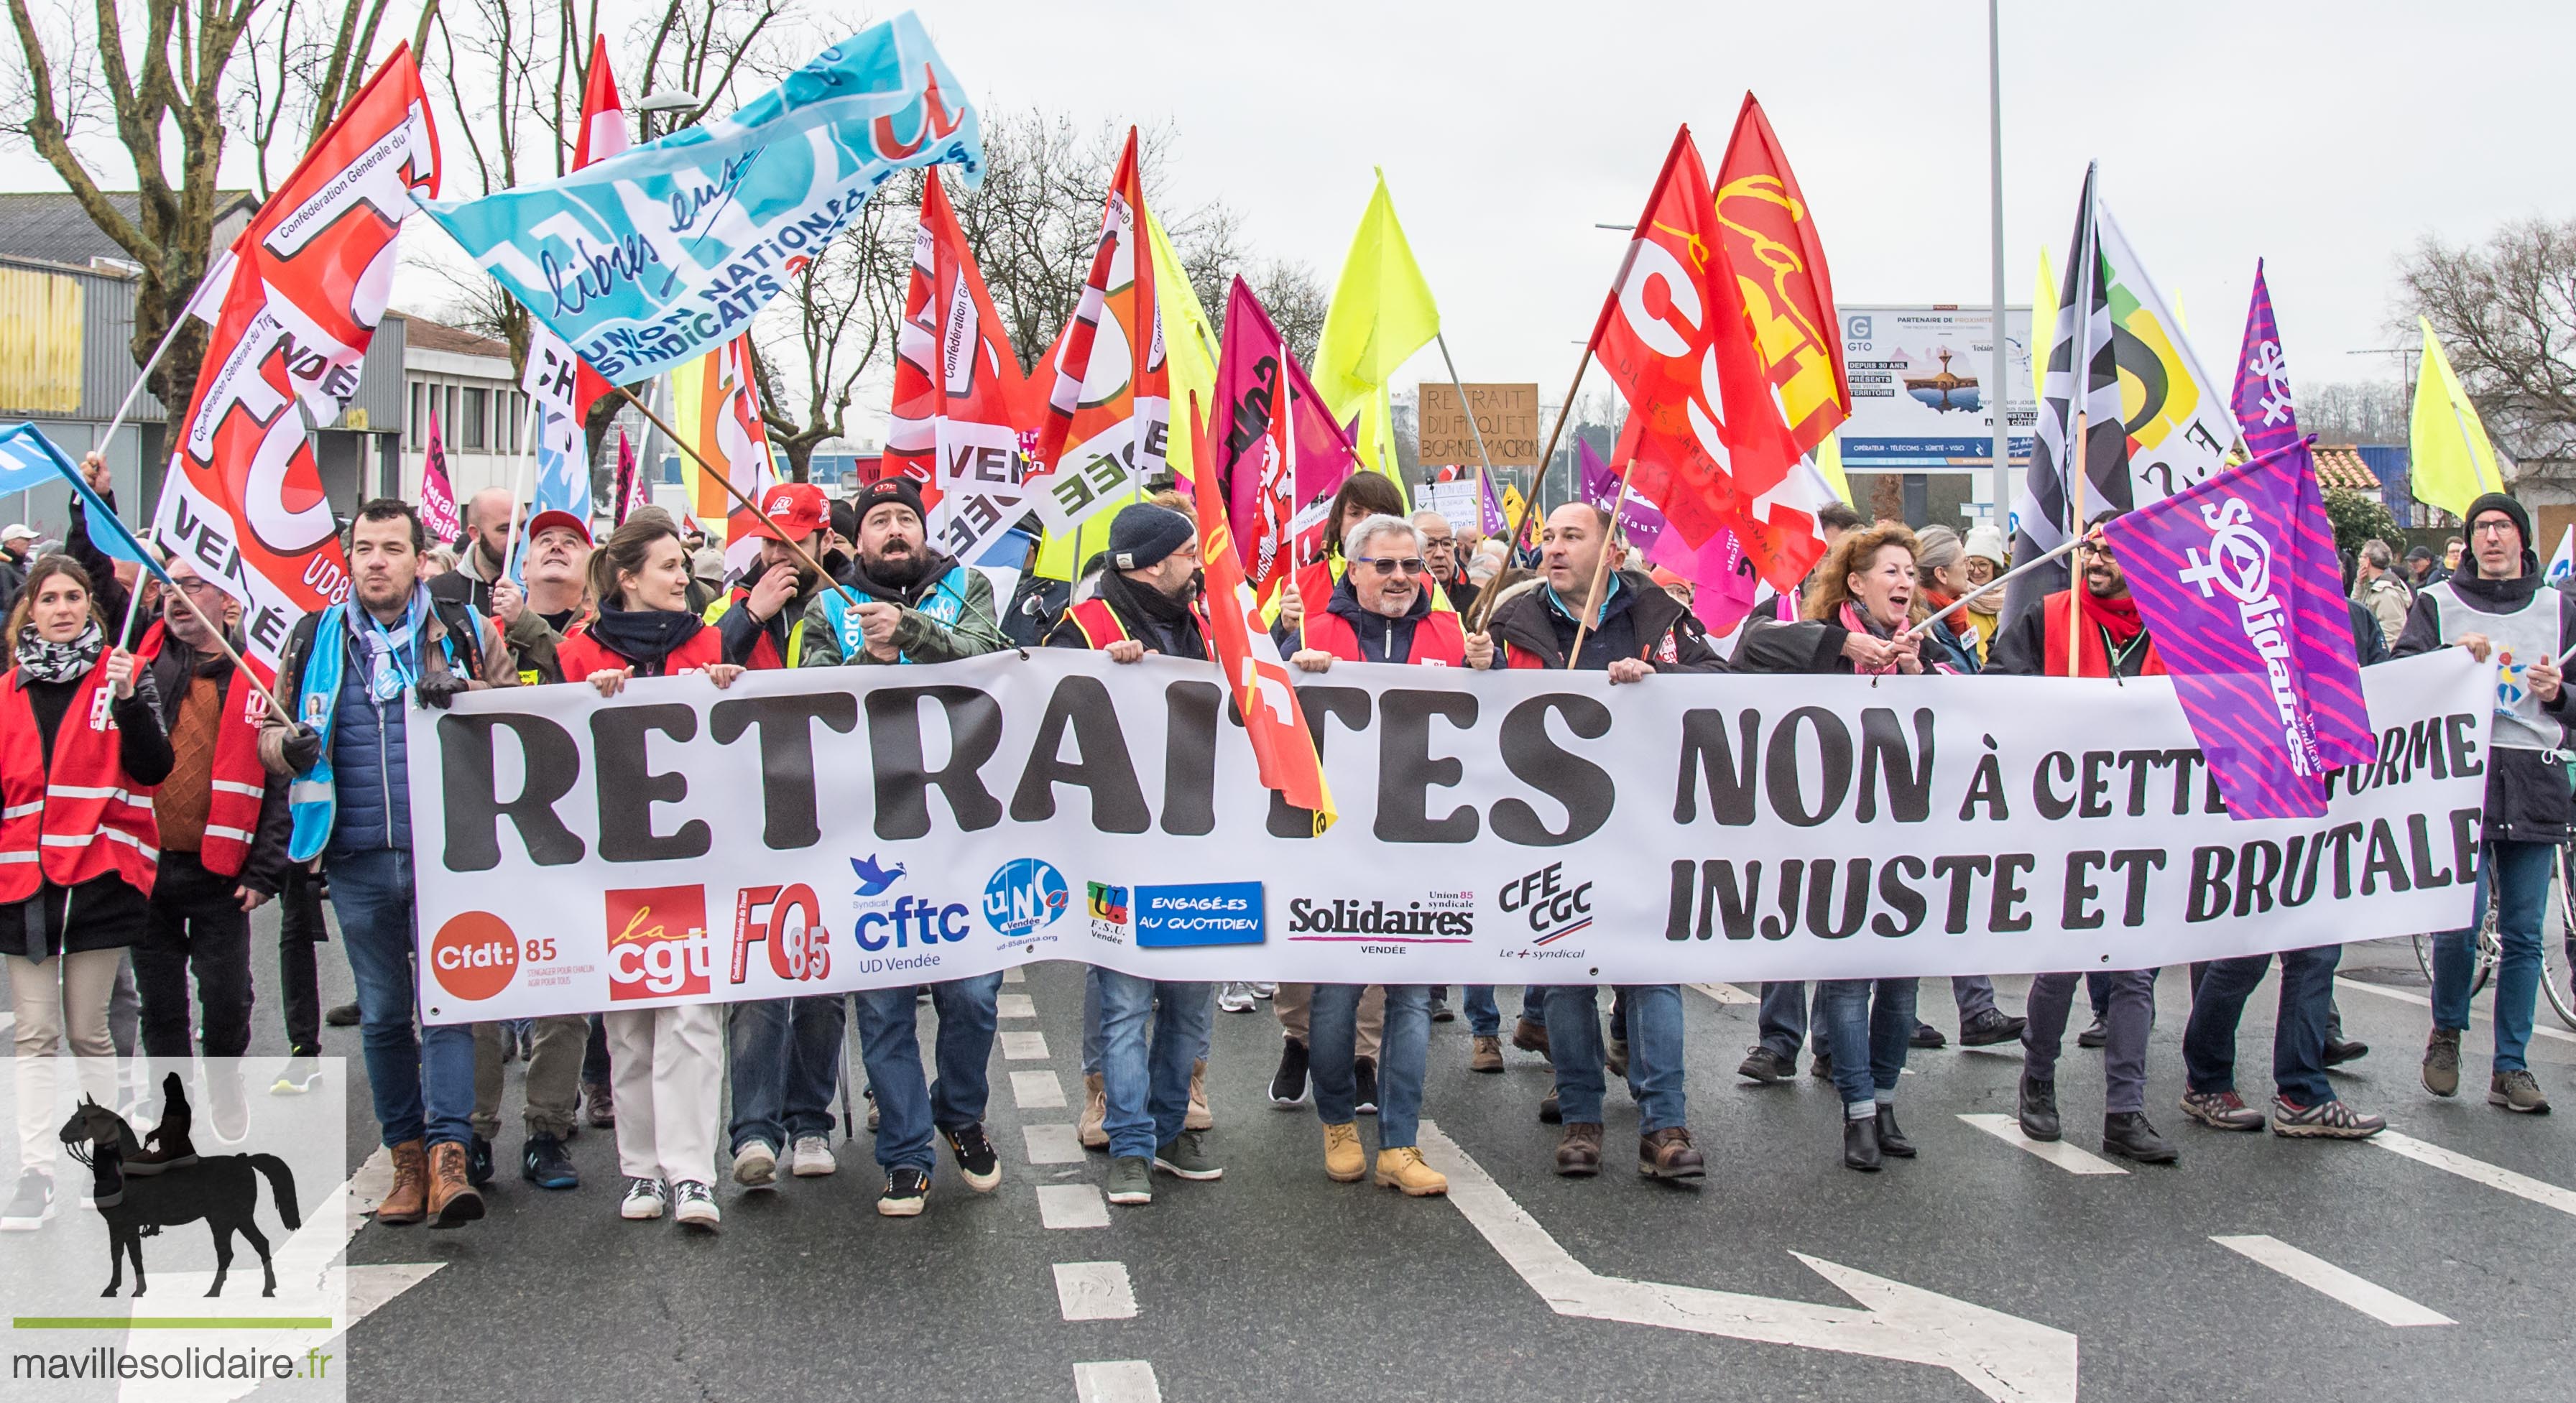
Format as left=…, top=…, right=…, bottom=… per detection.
left=731, top=884, right=831, bottom=985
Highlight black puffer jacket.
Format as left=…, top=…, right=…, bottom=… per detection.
left=2392, top=540, right=2576, bottom=844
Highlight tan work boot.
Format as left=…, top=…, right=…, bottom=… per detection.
left=1470, top=1035, right=1504, bottom=1073
left=376, top=1140, right=428, bottom=1226
left=1079, top=1072, right=1109, bottom=1150
left=1322, top=1121, right=1366, bottom=1182
left=425, top=1142, right=485, bottom=1228
left=1375, top=1146, right=1449, bottom=1197
left=1186, top=1057, right=1213, bottom=1131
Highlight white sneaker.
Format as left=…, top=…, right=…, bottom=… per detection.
left=1, top=1171, right=55, bottom=1231
left=619, top=1176, right=667, bottom=1221
left=1251, top=983, right=1277, bottom=999
left=790, top=1135, right=838, bottom=1177
left=673, top=1180, right=721, bottom=1231
left=731, top=1139, right=777, bottom=1188
left=1218, top=982, right=1260, bottom=1014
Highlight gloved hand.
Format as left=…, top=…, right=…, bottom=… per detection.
left=279, top=724, right=323, bottom=772
left=415, top=672, right=473, bottom=710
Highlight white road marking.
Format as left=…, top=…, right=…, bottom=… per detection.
left=1956, top=1115, right=2129, bottom=1175
left=1688, top=982, right=1758, bottom=1006
left=1418, top=1121, right=2077, bottom=1403
left=1012, top=1069, right=1067, bottom=1110
left=2210, top=1235, right=2453, bottom=1327
left=0, top=1011, right=15, bottom=1036
left=997, top=992, right=1038, bottom=1019
left=2373, top=1130, right=2576, bottom=1218
left=1053, top=1261, right=1140, bottom=1321
left=1037, top=1182, right=1111, bottom=1229
left=1003, top=965, right=1027, bottom=983
left=1071, top=1361, right=1160, bottom=1402
left=1025, top=1123, right=1086, bottom=1164
left=2334, top=976, right=2576, bottom=1045
left=1000, top=1029, right=1051, bottom=1060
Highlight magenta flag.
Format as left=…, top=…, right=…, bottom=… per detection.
left=2231, top=260, right=2301, bottom=460
left=1578, top=437, right=1668, bottom=553
left=614, top=430, right=650, bottom=526
left=1647, top=523, right=1760, bottom=634
left=1211, top=278, right=1356, bottom=595
left=2104, top=437, right=2375, bottom=819
left=420, top=409, right=463, bottom=545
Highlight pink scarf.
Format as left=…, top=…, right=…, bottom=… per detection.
left=1838, top=602, right=1901, bottom=675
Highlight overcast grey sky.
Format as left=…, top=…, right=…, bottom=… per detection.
left=10, top=1, right=2565, bottom=440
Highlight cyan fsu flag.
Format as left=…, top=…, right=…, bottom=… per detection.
left=420, top=13, right=979, bottom=384
left=2104, top=438, right=2374, bottom=819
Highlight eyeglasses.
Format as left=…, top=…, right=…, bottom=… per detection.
left=1355, top=556, right=1430, bottom=575
left=2074, top=541, right=2116, bottom=560
left=2472, top=520, right=2518, bottom=539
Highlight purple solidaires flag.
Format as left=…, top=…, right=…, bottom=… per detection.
left=2104, top=437, right=2374, bottom=819
left=2232, top=259, right=2302, bottom=459
left=1577, top=437, right=1667, bottom=552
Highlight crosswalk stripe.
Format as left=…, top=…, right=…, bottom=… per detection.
left=1037, top=1184, right=1110, bottom=1229
left=2333, top=976, right=2576, bottom=1045
left=1000, top=1029, right=1051, bottom=1060
left=1003, top=965, right=1027, bottom=983
left=2210, top=1236, right=2453, bottom=1326
left=1071, top=1361, right=1160, bottom=1402
left=1956, top=1113, right=2129, bottom=1175
left=1011, top=1069, right=1066, bottom=1111
left=1053, top=1261, right=1140, bottom=1321
left=1024, top=1124, right=1085, bottom=1164
left=997, top=992, right=1038, bottom=1019
left=2373, top=1130, right=2576, bottom=1218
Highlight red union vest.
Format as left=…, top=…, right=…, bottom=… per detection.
left=1302, top=606, right=1466, bottom=667
left=1063, top=597, right=1215, bottom=660
left=0, top=655, right=160, bottom=901
left=134, top=622, right=270, bottom=878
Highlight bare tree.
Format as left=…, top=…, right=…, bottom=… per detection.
left=2299, top=380, right=2411, bottom=446
left=747, top=198, right=908, bottom=481
left=2398, top=217, right=2576, bottom=463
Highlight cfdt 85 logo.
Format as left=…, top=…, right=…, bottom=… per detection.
left=986, top=858, right=1070, bottom=940
left=606, top=885, right=715, bottom=999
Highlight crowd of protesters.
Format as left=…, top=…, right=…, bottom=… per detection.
left=1, top=452, right=2561, bottom=1233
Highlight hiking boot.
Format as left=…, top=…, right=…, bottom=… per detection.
left=465, top=1134, right=496, bottom=1188
left=672, top=1180, right=721, bottom=1231
left=522, top=1133, right=578, bottom=1190
left=1844, top=1114, right=1882, bottom=1172
left=377, top=1140, right=428, bottom=1226
left=1153, top=1131, right=1223, bottom=1181
left=878, top=1165, right=931, bottom=1217
left=427, top=1141, right=485, bottom=1228
left=1874, top=1104, right=1916, bottom=1157
left=2271, top=1096, right=2387, bottom=1139
left=2077, top=1015, right=2110, bottom=1048
left=2489, top=1068, right=2552, bottom=1114
left=1269, top=1038, right=1311, bottom=1107
left=2181, top=1089, right=2265, bottom=1131
left=944, top=1122, right=1002, bottom=1192
left=1606, top=1036, right=1629, bottom=1079
left=270, top=1056, right=323, bottom=1096
left=1324, top=1121, right=1367, bottom=1182
left=326, top=1001, right=361, bottom=1027
left=2422, top=1028, right=2461, bottom=1098
left=1430, top=996, right=1455, bottom=1024
left=790, top=1134, right=837, bottom=1177
left=582, top=1079, right=616, bottom=1129
left=1104, top=1156, right=1153, bottom=1206
left=2322, top=1037, right=2370, bottom=1067
left=1736, top=1046, right=1797, bottom=1083
left=1376, top=1147, right=1449, bottom=1195
left=1554, top=1122, right=1604, bottom=1176
left=1510, top=1014, right=1551, bottom=1062
left=1538, top=1087, right=1561, bottom=1124
left=2017, top=1075, right=2061, bottom=1142
left=1186, top=1057, right=1213, bottom=1131
left=619, top=1176, right=667, bottom=1220
left=1353, top=1056, right=1379, bottom=1116
left=126, top=1073, right=197, bottom=1176
left=1470, top=1034, right=1505, bottom=1073
left=1081, top=1072, right=1109, bottom=1148
left=1, top=1170, right=55, bottom=1231
left=2102, top=1111, right=2179, bottom=1164
left=1638, top=1126, right=1705, bottom=1180
left=1809, top=1049, right=1834, bottom=1080
left=1910, top=1021, right=1947, bottom=1050
left=1959, top=1008, right=2027, bottom=1047
left=732, top=1138, right=778, bottom=1188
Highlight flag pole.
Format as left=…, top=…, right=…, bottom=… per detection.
left=1915, top=530, right=2087, bottom=633
left=498, top=397, right=539, bottom=585
left=1471, top=349, right=1592, bottom=631
left=2067, top=410, right=2087, bottom=677
left=2447, top=396, right=2498, bottom=496
left=1433, top=333, right=1500, bottom=519
left=1985, top=0, right=2012, bottom=533
left=1564, top=458, right=1636, bottom=668
left=609, top=382, right=862, bottom=613
left=95, top=255, right=234, bottom=465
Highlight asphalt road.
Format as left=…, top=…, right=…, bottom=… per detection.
left=16, top=915, right=2576, bottom=1403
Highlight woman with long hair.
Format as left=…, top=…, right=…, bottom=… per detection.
left=1, top=555, right=172, bottom=1228
left=553, top=518, right=744, bottom=1232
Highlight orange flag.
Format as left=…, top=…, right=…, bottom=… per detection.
left=1190, top=392, right=1335, bottom=832
left=1714, top=93, right=1850, bottom=455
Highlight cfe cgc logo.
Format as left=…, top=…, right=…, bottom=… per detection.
left=1500, top=862, right=1594, bottom=946
left=985, top=858, right=1071, bottom=942
left=606, top=885, right=715, bottom=999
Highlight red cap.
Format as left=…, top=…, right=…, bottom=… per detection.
left=525, top=509, right=593, bottom=546
left=747, top=482, right=828, bottom=542
left=1648, top=566, right=1689, bottom=589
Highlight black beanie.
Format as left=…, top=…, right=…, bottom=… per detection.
left=1107, top=504, right=1195, bottom=572
left=857, top=475, right=927, bottom=528
left=2462, top=491, right=2533, bottom=575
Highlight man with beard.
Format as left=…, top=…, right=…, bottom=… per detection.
left=796, top=474, right=1008, bottom=1218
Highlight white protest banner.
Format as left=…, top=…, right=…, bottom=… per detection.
left=404, top=650, right=2488, bottom=1023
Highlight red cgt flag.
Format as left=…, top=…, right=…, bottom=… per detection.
left=1714, top=93, right=1849, bottom=457
left=885, top=166, right=1033, bottom=564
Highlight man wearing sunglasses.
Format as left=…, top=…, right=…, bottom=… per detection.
left=1283, top=514, right=1484, bottom=671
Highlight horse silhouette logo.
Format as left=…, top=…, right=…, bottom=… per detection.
left=59, top=1075, right=300, bottom=1297
left=851, top=854, right=908, bottom=897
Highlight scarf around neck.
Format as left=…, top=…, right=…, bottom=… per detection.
left=587, top=599, right=705, bottom=672
left=15, top=621, right=103, bottom=685
left=350, top=585, right=430, bottom=702
left=1837, top=602, right=1903, bottom=676
left=2079, top=588, right=2146, bottom=642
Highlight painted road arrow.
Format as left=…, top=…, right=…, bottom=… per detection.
left=1418, top=1121, right=2078, bottom=1403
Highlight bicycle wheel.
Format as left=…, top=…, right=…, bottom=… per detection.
left=2550, top=858, right=2576, bottom=1030
left=2415, top=932, right=2438, bottom=983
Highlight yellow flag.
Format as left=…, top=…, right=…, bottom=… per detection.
left=1314, top=169, right=1440, bottom=486
left=1812, top=433, right=1850, bottom=504
left=2028, top=246, right=2056, bottom=409
left=2410, top=317, right=2503, bottom=520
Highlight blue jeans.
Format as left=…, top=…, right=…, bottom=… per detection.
left=2434, top=838, right=2554, bottom=1073
left=851, top=975, right=1001, bottom=1173
left=1094, top=973, right=1212, bottom=1159
left=325, top=848, right=474, bottom=1149
left=729, top=995, right=847, bottom=1153
left=1819, top=978, right=1918, bottom=1113
left=1313, top=983, right=1430, bottom=1147
left=1756, top=981, right=1826, bottom=1058
left=1463, top=986, right=1501, bottom=1037
left=2183, top=946, right=2339, bottom=1105
left=1543, top=985, right=1686, bottom=1132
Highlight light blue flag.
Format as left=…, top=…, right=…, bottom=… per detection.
left=419, top=12, right=980, bottom=385
left=0, top=421, right=171, bottom=583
